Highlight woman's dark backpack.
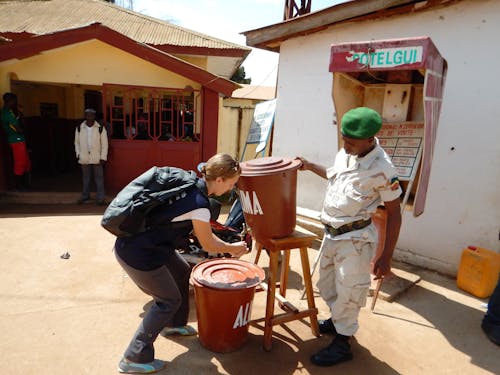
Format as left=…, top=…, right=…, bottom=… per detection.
left=101, top=166, right=199, bottom=237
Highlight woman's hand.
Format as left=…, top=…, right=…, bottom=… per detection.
left=193, top=220, right=248, bottom=256
left=227, top=241, right=249, bottom=258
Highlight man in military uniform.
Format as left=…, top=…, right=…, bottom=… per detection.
left=298, top=107, right=402, bottom=366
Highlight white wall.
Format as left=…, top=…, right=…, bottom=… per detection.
left=274, top=0, right=500, bottom=275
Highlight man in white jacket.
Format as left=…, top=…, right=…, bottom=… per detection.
left=74, top=108, right=108, bottom=205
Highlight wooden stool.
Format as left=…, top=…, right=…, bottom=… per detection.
left=251, top=226, right=320, bottom=351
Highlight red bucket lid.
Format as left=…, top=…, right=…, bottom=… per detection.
left=240, top=156, right=302, bottom=176
left=192, top=259, right=265, bottom=290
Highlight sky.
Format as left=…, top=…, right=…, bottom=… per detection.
left=129, top=0, right=346, bottom=87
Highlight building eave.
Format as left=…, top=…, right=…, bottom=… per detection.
left=243, top=0, right=457, bottom=51
left=153, top=44, right=251, bottom=59
left=154, top=44, right=251, bottom=79
left=0, top=23, right=240, bottom=96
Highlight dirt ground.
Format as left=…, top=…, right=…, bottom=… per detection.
left=0, top=204, right=498, bottom=374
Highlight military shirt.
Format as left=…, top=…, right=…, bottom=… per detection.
left=321, top=141, right=402, bottom=241
left=1, top=107, right=25, bottom=144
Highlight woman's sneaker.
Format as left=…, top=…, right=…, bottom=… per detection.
left=161, top=324, right=197, bottom=337
left=118, top=358, right=165, bottom=374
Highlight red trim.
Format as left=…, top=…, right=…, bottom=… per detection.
left=0, top=23, right=239, bottom=96
left=201, top=88, right=219, bottom=161
left=0, top=36, right=249, bottom=58
left=154, top=44, right=250, bottom=58
left=0, top=32, right=35, bottom=42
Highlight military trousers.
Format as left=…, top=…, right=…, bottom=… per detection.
left=317, top=236, right=374, bottom=336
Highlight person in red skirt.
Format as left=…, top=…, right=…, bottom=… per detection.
left=1, top=93, right=31, bottom=191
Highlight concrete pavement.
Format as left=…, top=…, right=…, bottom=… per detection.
left=0, top=205, right=498, bottom=374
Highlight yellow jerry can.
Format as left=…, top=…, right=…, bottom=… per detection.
left=457, top=246, right=500, bottom=299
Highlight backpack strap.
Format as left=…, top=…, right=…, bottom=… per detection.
left=77, top=123, right=103, bottom=133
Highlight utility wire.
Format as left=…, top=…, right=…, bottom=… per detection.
left=239, top=64, right=278, bottom=98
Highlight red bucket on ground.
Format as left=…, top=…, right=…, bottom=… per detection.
left=191, top=258, right=265, bottom=352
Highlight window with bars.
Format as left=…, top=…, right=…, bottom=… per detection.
left=103, top=84, right=201, bottom=142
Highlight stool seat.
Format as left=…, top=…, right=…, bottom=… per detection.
left=251, top=226, right=320, bottom=351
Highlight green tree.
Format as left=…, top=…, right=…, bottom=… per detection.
left=104, top=0, right=134, bottom=8
left=231, top=66, right=251, bottom=84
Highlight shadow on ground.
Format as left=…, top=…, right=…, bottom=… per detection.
left=157, top=329, right=400, bottom=375
left=383, top=276, right=498, bottom=374
left=0, top=203, right=107, bottom=217
left=136, top=298, right=400, bottom=375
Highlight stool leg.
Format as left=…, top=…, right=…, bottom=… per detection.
left=263, top=249, right=279, bottom=351
left=253, top=242, right=263, bottom=264
left=279, top=250, right=291, bottom=299
left=300, top=239, right=324, bottom=300
left=300, top=246, right=320, bottom=337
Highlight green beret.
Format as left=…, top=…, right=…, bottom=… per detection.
left=341, top=107, right=382, bottom=139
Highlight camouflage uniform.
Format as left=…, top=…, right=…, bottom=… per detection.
left=318, top=141, right=401, bottom=336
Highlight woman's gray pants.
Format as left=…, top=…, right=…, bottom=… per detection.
left=115, top=250, right=191, bottom=363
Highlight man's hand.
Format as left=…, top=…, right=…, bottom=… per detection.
left=372, top=255, right=391, bottom=280
left=295, top=157, right=309, bottom=171
left=295, top=156, right=327, bottom=179
left=372, top=199, right=402, bottom=279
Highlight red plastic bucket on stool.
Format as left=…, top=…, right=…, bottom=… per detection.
left=237, top=156, right=302, bottom=243
left=191, top=258, right=265, bottom=353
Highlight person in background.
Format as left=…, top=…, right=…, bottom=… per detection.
left=297, top=107, right=402, bottom=367
left=114, top=153, right=248, bottom=374
left=1, top=92, right=31, bottom=191
left=74, top=108, right=108, bottom=205
left=482, top=278, right=500, bottom=346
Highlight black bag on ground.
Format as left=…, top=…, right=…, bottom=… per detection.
left=101, top=166, right=198, bottom=237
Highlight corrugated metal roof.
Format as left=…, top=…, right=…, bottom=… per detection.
left=231, top=85, right=275, bottom=100
left=0, top=0, right=250, bottom=51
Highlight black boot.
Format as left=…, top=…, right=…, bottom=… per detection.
left=311, top=334, right=353, bottom=366
left=318, top=317, right=337, bottom=335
